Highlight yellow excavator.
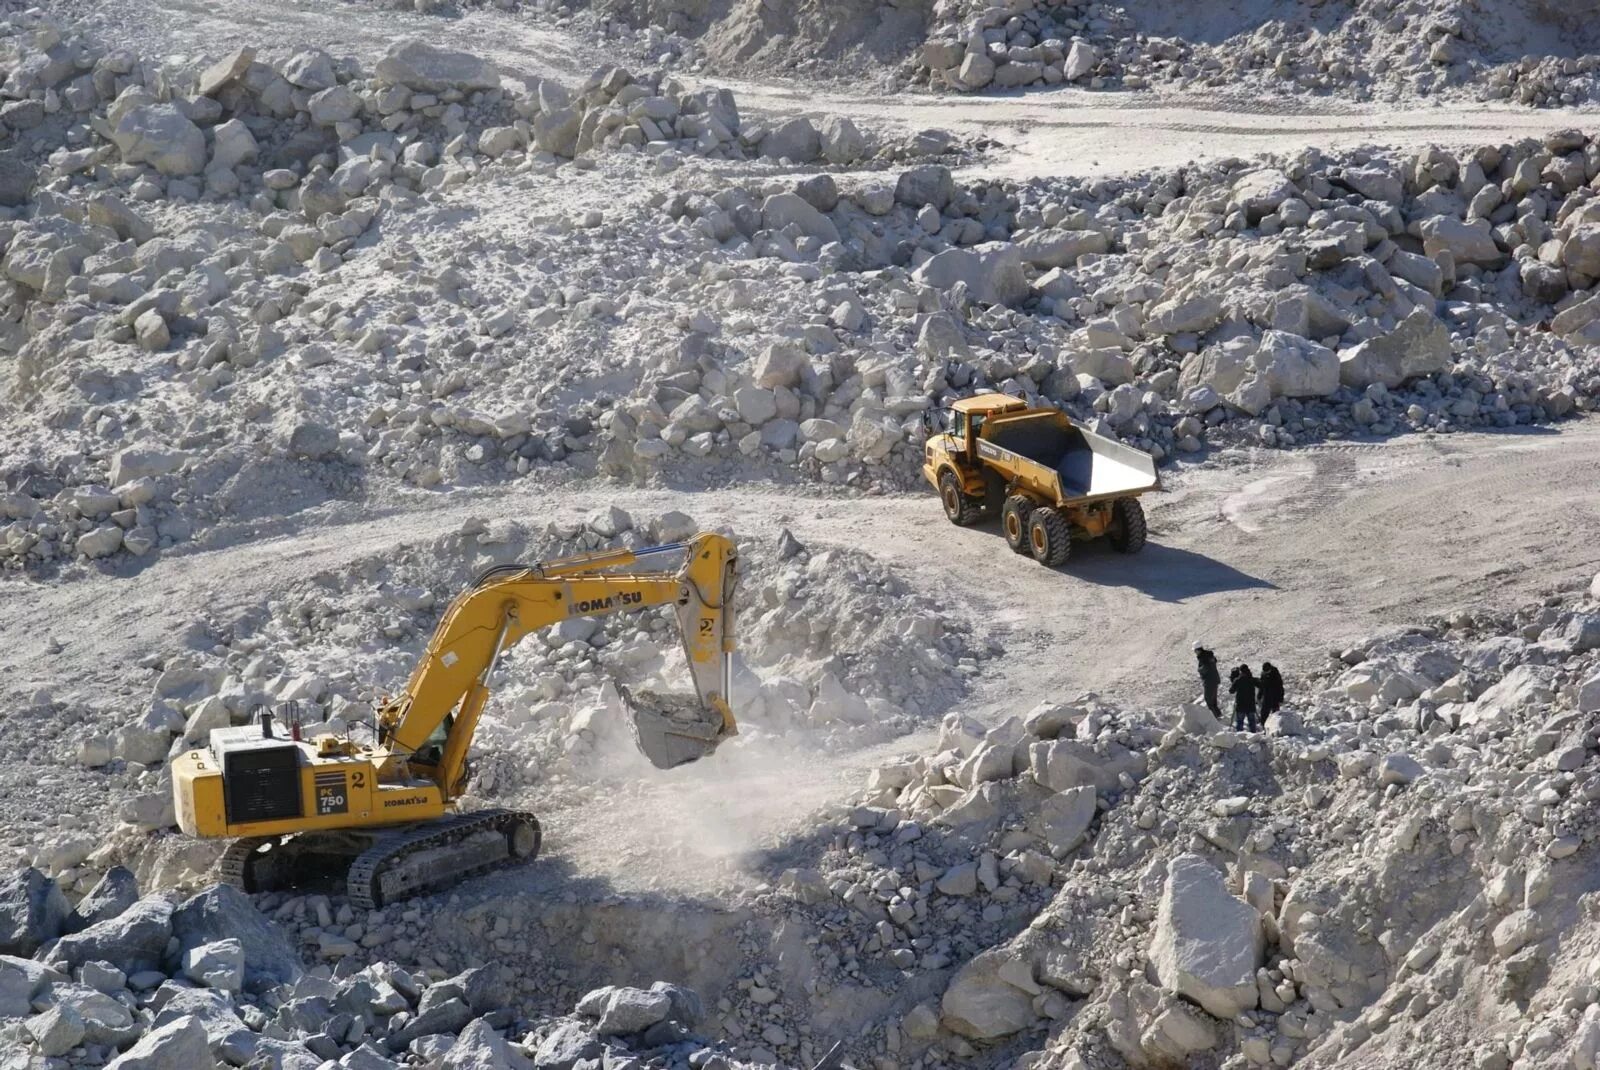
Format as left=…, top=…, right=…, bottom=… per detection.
left=172, top=532, right=739, bottom=908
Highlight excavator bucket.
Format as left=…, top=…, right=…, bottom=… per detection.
left=622, top=687, right=731, bottom=769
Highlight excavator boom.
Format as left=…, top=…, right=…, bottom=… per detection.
left=171, top=531, right=740, bottom=907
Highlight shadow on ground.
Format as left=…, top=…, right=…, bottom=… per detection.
left=1061, top=540, right=1277, bottom=602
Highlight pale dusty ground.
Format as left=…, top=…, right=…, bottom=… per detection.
left=68, top=0, right=1600, bottom=180
left=17, top=0, right=1600, bottom=899
left=9, top=423, right=1600, bottom=893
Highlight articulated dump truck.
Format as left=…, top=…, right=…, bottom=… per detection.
left=921, top=394, right=1160, bottom=566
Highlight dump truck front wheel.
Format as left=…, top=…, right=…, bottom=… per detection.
left=1002, top=495, right=1035, bottom=554
left=940, top=471, right=984, bottom=526
left=1109, top=497, right=1147, bottom=553
left=1029, top=507, right=1072, bottom=566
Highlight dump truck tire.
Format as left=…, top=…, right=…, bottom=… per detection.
left=1029, top=507, right=1072, bottom=566
left=1002, top=495, right=1035, bottom=554
left=940, top=471, right=984, bottom=526
left=1109, top=497, right=1147, bottom=553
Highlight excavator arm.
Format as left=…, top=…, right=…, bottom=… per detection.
left=377, top=531, right=739, bottom=791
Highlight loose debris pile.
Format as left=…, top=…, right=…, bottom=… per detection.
left=7, top=14, right=1600, bottom=574
left=9, top=567, right=1600, bottom=1068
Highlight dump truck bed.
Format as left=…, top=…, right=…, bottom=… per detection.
left=976, top=413, right=1159, bottom=506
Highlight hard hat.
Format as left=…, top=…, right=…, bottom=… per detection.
left=1191, top=641, right=1203, bottom=651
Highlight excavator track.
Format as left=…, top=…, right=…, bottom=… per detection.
left=346, top=808, right=541, bottom=910
left=219, top=836, right=278, bottom=892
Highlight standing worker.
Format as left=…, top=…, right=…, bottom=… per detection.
left=1230, top=663, right=1259, bottom=733
left=1194, top=643, right=1221, bottom=719
left=1259, top=662, right=1284, bottom=725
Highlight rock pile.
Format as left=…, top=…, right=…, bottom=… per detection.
left=0, top=868, right=749, bottom=1070
left=641, top=567, right=1600, bottom=1070
left=3, top=510, right=984, bottom=892
left=908, top=0, right=1600, bottom=106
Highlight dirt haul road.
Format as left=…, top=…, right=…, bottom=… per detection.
left=72, top=0, right=1600, bottom=180
left=6, top=425, right=1600, bottom=889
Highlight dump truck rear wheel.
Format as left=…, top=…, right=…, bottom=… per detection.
left=1029, top=507, right=1072, bottom=567
left=1109, top=497, right=1147, bottom=553
left=1002, top=496, right=1035, bottom=554
left=940, top=471, right=983, bottom=526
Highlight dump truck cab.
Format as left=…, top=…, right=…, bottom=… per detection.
left=922, top=393, right=1030, bottom=502
left=922, top=393, right=1160, bottom=567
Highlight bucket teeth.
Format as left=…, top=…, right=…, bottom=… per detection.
left=622, top=687, right=729, bottom=769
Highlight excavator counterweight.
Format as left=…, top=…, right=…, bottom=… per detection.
left=173, top=532, right=740, bottom=907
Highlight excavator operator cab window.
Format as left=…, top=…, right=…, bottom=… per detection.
left=414, top=713, right=454, bottom=766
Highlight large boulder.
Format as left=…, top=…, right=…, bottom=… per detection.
left=589, top=986, right=671, bottom=1036
left=1247, top=330, right=1339, bottom=401
left=111, top=104, right=206, bottom=176
left=1035, top=786, right=1096, bottom=852
left=375, top=40, right=500, bottom=92
left=105, top=1014, right=217, bottom=1070
left=172, top=885, right=303, bottom=989
left=1463, top=664, right=1557, bottom=727
left=1179, top=336, right=1256, bottom=397
left=534, top=1021, right=602, bottom=1070
left=1148, top=855, right=1263, bottom=1018
left=940, top=949, right=1038, bottom=1038
left=819, top=116, right=869, bottom=165
left=442, top=1018, right=533, bottom=1070
left=1145, top=292, right=1224, bottom=337
left=1016, top=229, right=1108, bottom=269
left=912, top=244, right=1027, bottom=307
left=758, top=118, right=820, bottom=162
left=45, top=896, right=172, bottom=975
left=0, top=868, right=69, bottom=955
left=151, top=988, right=253, bottom=1051
left=760, top=192, right=839, bottom=244
left=1339, top=309, right=1451, bottom=389
left=533, top=107, right=580, bottom=157
left=895, top=165, right=954, bottom=210
left=1418, top=215, right=1502, bottom=266
left=1563, top=224, right=1600, bottom=277
left=65, top=867, right=139, bottom=934
left=1337, top=164, right=1403, bottom=204
left=0, top=151, right=34, bottom=206
left=1229, top=169, right=1297, bottom=222
left=0, top=957, right=55, bottom=1017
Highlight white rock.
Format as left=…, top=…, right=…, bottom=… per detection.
left=105, top=1014, right=216, bottom=1070
left=819, top=116, right=869, bottom=165
left=375, top=39, right=501, bottom=92
left=912, top=244, right=1027, bottom=307
left=939, top=949, right=1037, bottom=1038
left=761, top=192, right=838, bottom=244
left=753, top=342, right=806, bottom=389
left=181, top=938, right=244, bottom=992
left=1148, top=854, right=1263, bottom=1018
left=1036, top=785, right=1095, bottom=851
left=134, top=310, right=169, bottom=351
left=758, top=118, right=819, bottom=162
left=1062, top=39, right=1099, bottom=81
left=283, top=49, right=336, bottom=90
left=308, top=86, right=361, bottom=125
left=1339, top=310, right=1452, bottom=389
left=77, top=526, right=124, bottom=559
left=209, top=119, right=257, bottom=170
left=936, top=862, right=978, bottom=896
left=111, top=105, right=206, bottom=176
left=1378, top=752, right=1424, bottom=785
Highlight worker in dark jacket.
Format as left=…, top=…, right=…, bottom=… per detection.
left=1259, top=663, right=1284, bottom=724
left=1229, top=664, right=1259, bottom=733
left=1194, top=643, right=1221, bottom=718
